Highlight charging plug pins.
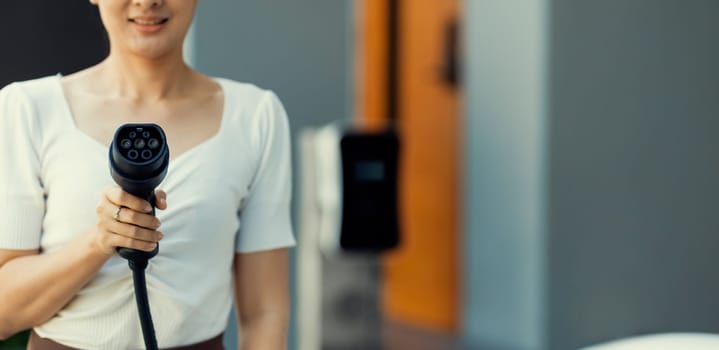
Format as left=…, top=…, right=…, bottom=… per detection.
left=127, top=149, right=139, bottom=160
left=118, top=128, right=163, bottom=162
left=141, top=150, right=153, bottom=160
left=148, top=138, right=160, bottom=149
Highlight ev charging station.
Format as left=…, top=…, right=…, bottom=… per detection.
left=296, top=1, right=404, bottom=347
left=296, top=123, right=400, bottom=350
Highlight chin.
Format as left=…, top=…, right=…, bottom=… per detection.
left=127, top=42, right=180, bottom=60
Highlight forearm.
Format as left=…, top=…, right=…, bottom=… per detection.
left=0, top=232, right=111, bottom=338
left=239, top=311, right=290, bottom=350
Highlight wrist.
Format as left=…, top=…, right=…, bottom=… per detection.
left=82, top=229, right=115, bottom=261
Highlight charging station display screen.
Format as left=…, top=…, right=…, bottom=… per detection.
left=355, top=161, right=385, bottom=182
left=340, top=130, right=400, bottom=252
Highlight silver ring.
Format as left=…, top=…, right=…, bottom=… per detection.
left=114, top=206, right=122, bottom=221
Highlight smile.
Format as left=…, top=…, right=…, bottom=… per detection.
left=129, top=18, right=169, bottom=25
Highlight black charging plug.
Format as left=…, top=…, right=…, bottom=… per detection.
left=109, top=123, right=169, bottom=261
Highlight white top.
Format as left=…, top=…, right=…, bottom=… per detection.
left=0, top=75, right=296, bottom=348
left=582, top=333, right=719, bottom=350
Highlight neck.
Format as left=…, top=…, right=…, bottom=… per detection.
left=100, top=49, right=193, bottom=101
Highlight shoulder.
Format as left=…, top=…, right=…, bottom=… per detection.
left=213, top=77, right=286, bottom=116
left=213, top=78, right=290, bottom=154
left=0, top=76, right=59, bottom=147
left=2, top=75, right=60, bottom=98
left=214, top=77, right=289, bottom=140
left=1, top=75, right=61, bottom=111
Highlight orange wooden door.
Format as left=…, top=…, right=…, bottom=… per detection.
left=355, top=0, right=462, bottom=333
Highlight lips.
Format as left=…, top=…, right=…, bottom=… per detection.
left=128, top=15, right=169, bottom=26
left=128, top=16, right=169, bottom=34
left=130, top=18, right=168, bottom=26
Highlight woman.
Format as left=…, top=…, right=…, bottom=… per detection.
left=0, top=0, right=294, bottom=349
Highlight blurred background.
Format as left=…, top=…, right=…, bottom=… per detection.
left=2, top=0, right=719, bottom=349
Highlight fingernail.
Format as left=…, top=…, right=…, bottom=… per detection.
left=145, top=205, right=152, bottom=212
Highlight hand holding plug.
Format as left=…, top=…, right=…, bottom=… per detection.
left=91, top=187, right=167, bottom=257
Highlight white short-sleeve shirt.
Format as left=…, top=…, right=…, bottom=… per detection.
left=0, top=75, right=296, bottom=348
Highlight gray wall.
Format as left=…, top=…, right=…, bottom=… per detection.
left=548, top=0, right=719, bottom=349
left=464, top=0, right=719, bottom=349
left=463, top=0, right=550, bottom=349
left=192, top=1, right=352, bottom=349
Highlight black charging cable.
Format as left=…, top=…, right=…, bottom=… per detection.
left=109, top=124, right=169, bottom=350
left=128, top=255, right=157, bottom=349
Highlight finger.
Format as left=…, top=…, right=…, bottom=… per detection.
left=106, top=203, right=161, bottom=230
left=106, top=186, right=153, bottom=213
left=155, top=190, right=167, bottom=210
left=111, top=234, right=158, bottom=252
left=107, top=219, right=163, bottom=243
